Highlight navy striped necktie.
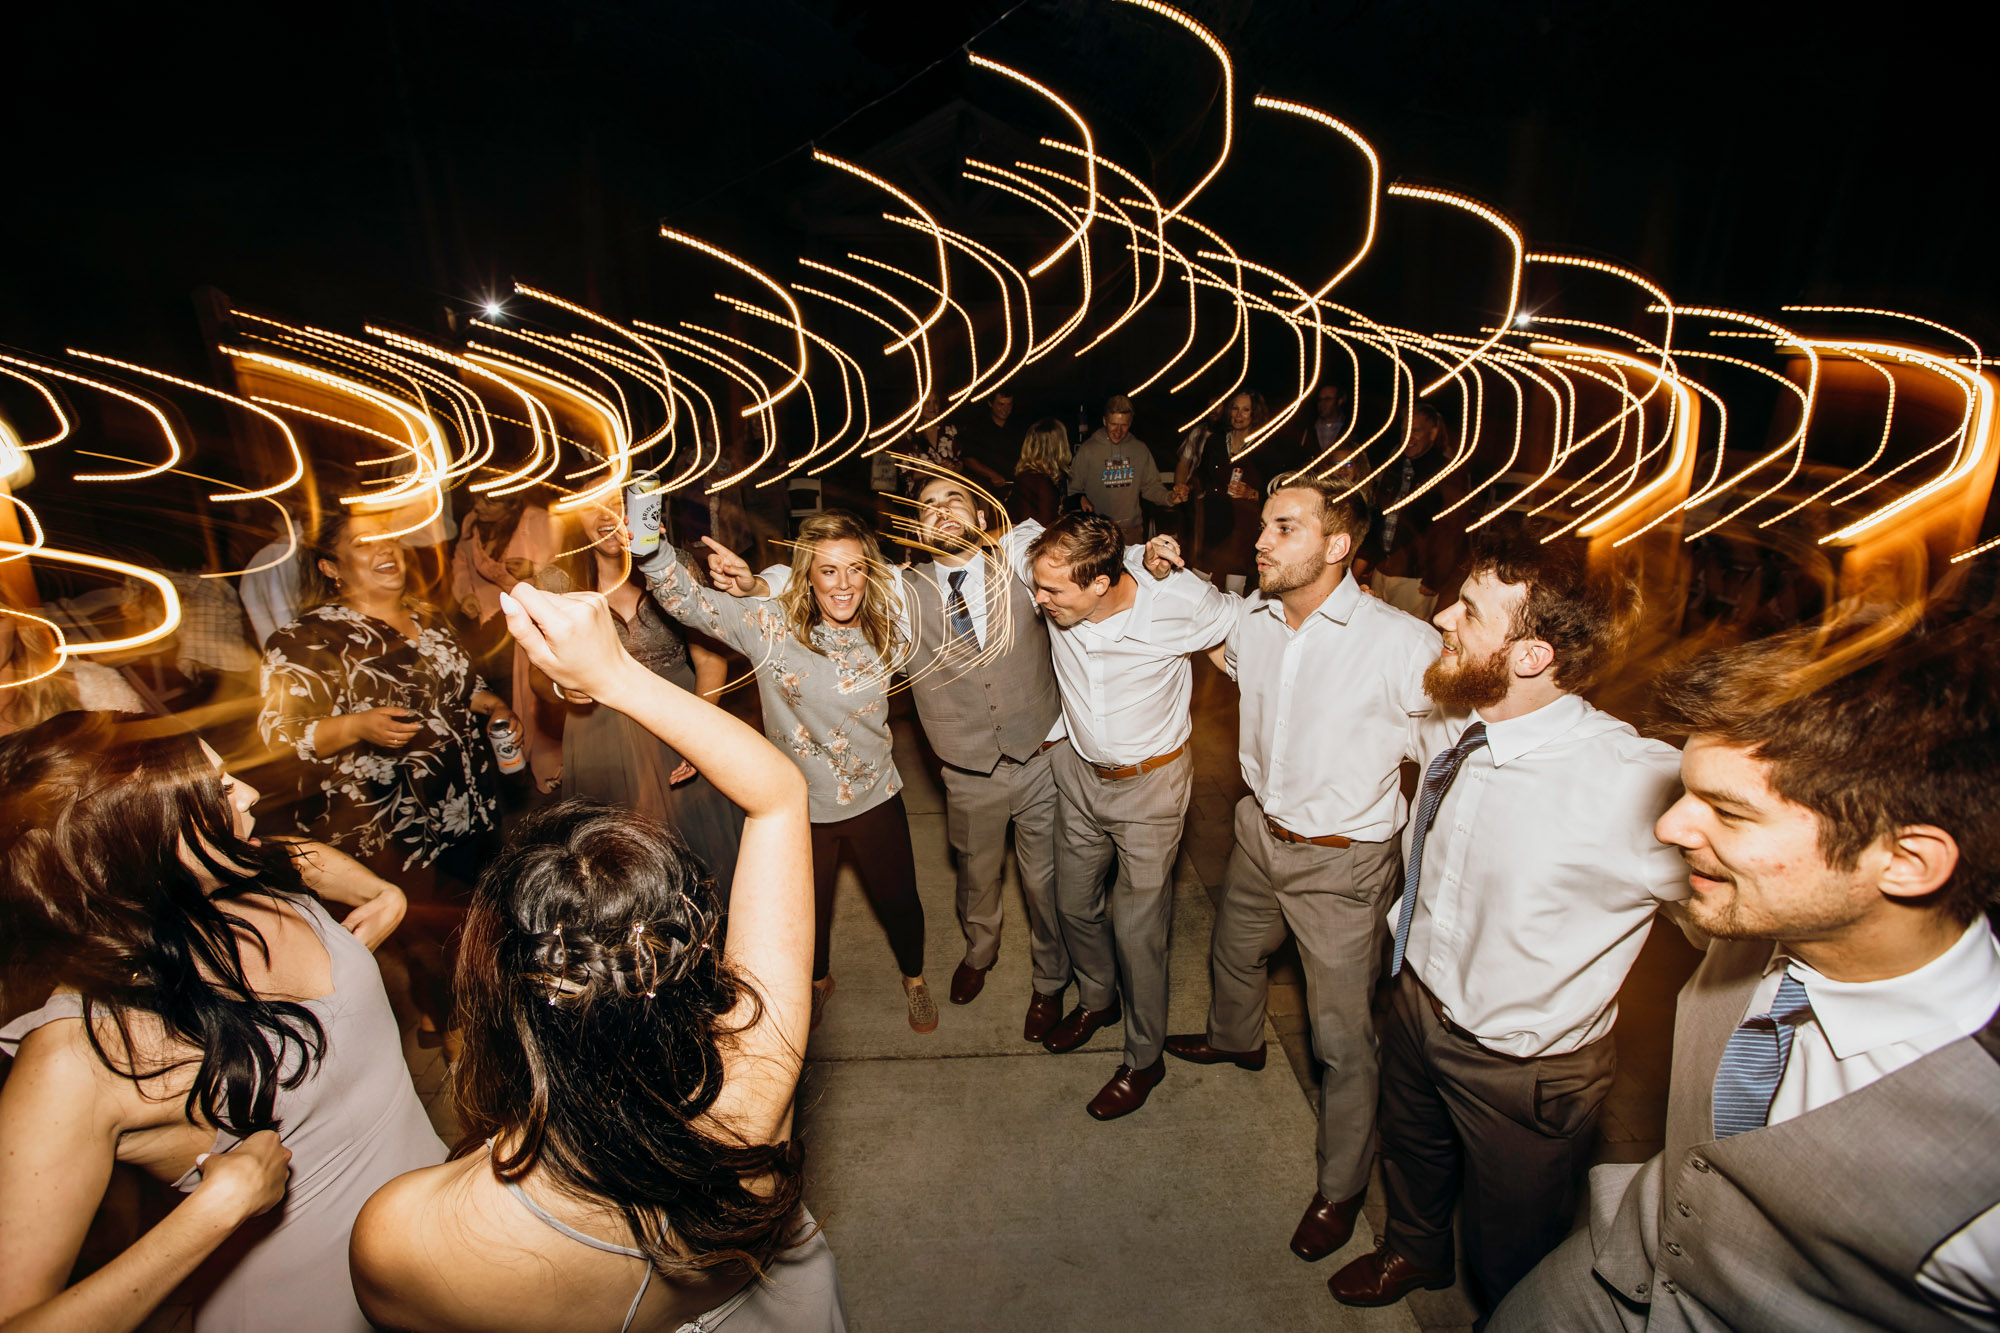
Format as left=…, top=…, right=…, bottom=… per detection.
left=946, top=569, right=978, bottom=649
left=1712, top=972, right=1814, bottom=1139
left=1389, top=721, right=1488, bottom=978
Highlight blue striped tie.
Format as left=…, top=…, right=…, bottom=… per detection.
left=1712, top=972, right=1813, bottom=1139
left=946, top=569, right=978, bottom=649
left=1389, top=721, right=1488, bottom=978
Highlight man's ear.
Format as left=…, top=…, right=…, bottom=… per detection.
left=1325, top=530, right=1353, bottom=567
left=1877, top=825, right=1960, bottom=902
left=1090, top=574, right=1112, bottom=597
left=1511, top=637, right=1557, bottom=680
left=976, top=507, right=990, bottom=532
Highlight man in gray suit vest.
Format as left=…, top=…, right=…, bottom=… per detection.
left=1493, top=620, right=2000, bottom=1332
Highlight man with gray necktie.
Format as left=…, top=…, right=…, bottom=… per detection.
left=1493, top=619, right=2000, bottom=1332
left=1329, top=523, right=1690, bottom=1318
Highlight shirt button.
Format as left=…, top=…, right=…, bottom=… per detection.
left=1675, top=1202, right=1691, bottom=1217
left=1665, top=1242, right=1683, bottom=1257
left=1662, top=1280, right=1679, bottom=1295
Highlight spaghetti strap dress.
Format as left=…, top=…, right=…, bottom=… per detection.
left=0, top=894, right=447, bottom=1332
left=493, top=1144, right=848, bottom=1332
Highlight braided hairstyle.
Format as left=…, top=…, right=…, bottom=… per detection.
left=451, top=800, right=804, bottom=1278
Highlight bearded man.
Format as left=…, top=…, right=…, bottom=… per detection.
left=1325, top=522, right=1694, bottom=1319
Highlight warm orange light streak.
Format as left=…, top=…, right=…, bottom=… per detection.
left=64, top=349, right=307, bottom=502
left=1764, top=348, right=1896, bottom=525
left=1112, top=0, right=1230, bottom=221
left=1036, top=144, right=1165, bottom=358
left=0, top=606, right=67, bottom=687
left=965, top=53, right=1096, bottom=277
left=1123, top=220, right=1200, bottom=396
left=1660, top=308, right=1818, bottom=536
left=1782, top=305, right=1983, bottom=368
left=961, top=161, right=1093, bottom=364
left=477, top=322, right=635, bottom=445
left=1384, top=185, right=1523, bottom=396
left=1532, top=345, right=1694, bottom=538
left=1205, top=250, right=1319, bottom=452
left=715, top=294, right=871, bottom=474
left=0, top=364, right=72, bottom=448
left=1166, top=217, right=1246, bottom=408
left=1252, top=97, right=1380, bottom=306
left=1013, top=161, right=1143, bottom=359
left=811, top=149, right=950, bottom=355
left=658, top=227, right=807, bottom=417
left=1429, top=344, right=1524, bottom=521
left=1525, top=253, right=1675, bottom=368
left=466, top=350, right=631, bottom=511
left=1809, top=343, right=1989, bottom=545
left=0, top=354, right=184, bottom=482
left=72, top=451, right=299, bottom=579
left=787, top=278, right=927, bottom=444
left=365, top=330, right=548, bottom=500
left=798, top=258, right=935, bottom=428
left=848, top=252, right=978, bottom=413
left=884, top=214, right=1029, bottom=398
left=0, top=540, right=181, bottom=654
left=632, top=322, right=781, bottom=487
left=514, top=284, right=674, bottom=453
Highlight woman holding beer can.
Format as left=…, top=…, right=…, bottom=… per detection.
left=260, top=507, right=509, bottom=1034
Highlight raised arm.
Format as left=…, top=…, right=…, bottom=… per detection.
left=500, top=586, right=812, bottom=1143
left=635, top=541, right=768, bottom=658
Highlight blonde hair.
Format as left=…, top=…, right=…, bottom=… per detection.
left=777, top=512, right=905, bottom=666
left=0, top=611, right=81, bottom=734
left=1016, top=418, right=1072, bottom=483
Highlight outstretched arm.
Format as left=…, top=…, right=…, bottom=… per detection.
left=500, top=586, right=812, bottom=1143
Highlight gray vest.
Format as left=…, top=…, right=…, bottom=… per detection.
left=899, top=558, right=1062, bottom=775
left=1591, top=935, right=2000, bottom=1332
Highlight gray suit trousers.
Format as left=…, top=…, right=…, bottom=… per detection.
left=1205, top=796, right=1402, bottom=1201
left=939, top=744, right=1068, bottom=992
left=1051, top=741, right=1193, bottom=1070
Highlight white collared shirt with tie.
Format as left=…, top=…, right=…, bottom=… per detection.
left=1223, top=574, right=1440, bottom=841
left=1395, top=692, right=1689, bottom=1058
left=1752, top=921, right=2000, bottom=1316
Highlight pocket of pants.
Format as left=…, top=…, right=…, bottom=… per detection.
left=1530, top=1063, right=1611, bottom=1138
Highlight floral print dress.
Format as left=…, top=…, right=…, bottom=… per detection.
left=259, top=604, right=500, bottom=869
left=641, top=545, right=901, bottom=823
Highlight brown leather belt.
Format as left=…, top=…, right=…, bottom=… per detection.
left=1036, top=738, right=1061, bottom=756
left=1262, top=813, right=1352, bottom=848
left=1090, top=742, right=1187, bottom=781
left=1414, top=975, right=1481, bottom=1046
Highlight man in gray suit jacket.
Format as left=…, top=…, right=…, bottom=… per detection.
left=1492, top=620, right=2000, bottom=1332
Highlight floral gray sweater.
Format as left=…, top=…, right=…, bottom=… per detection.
left=640, top=545, right=901, bottom=822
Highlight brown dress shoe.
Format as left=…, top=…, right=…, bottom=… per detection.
left=1023, top=990, right=1065, bottom=1043
left=949, top=959, right=990, bottom=1005
left=1164, top=1033, right=1267, bottom=1071
left=1086, top=1059, right=1165, bottom=1120
left=1289, top=1189, right=1365, bottom=1261
left=1326, top=1245, right=1453, bottom=1307
left=1041, top=998, right=1123, bottom=1053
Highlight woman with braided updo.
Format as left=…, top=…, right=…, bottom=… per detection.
left=350, top=585, right=844, bottom=1332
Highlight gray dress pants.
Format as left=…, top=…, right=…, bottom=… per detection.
left=1205, top=796, right=1401, bottom=1202
left=1051, top=741, right=1193, bottom=1070
left=939, top=744, right=1069, bottom=994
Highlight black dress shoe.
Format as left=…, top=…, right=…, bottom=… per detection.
left=949, top=959, right=990, bottom=1005
left=1289, top=1189, right=1365, bottom=1261
left=1164, top=1033, right=1267, bottom=1070
left=1327, top=1245, right=1453, bottom=1306
left=1086, top=1059, right=1165, bottom=1120
left=1041, top=999, right=1123, bottom=1053
left=1023, top=989, right=1065, bottom=1042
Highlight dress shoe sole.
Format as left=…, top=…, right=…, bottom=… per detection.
left=1326, top=1275, right=1455, bottom=1307
left=1291, top=1238, right=1346, bottom=1263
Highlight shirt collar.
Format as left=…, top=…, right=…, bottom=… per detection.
left=1774, top=919, right=2000, bottom=1060
left=1248, top=572, right=1360, bottom=629
left=1097, top=574, right=1155, bottom=642
left=1473, top=691, right=1589, bottom=767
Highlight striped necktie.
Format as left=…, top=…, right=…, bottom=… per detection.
left=1389, top=721, right=1488, bottom=978
left=1712, top=972, right=1814, bottom=1139
left=946, top=569, right=978, bottom=649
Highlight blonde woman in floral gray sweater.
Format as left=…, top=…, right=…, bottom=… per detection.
left=640, top=510, right=936, bottom=1034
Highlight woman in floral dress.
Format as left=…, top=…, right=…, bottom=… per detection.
left=636, top=509, right=936, bottom=1034
left=260, top=508, right=510, bottom=1031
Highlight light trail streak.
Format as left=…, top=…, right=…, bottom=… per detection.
left=1658, top=307, right=1818, bottom=537
left=0, top=539, right=182, bottom=655
left=1383, top=185, right=1523, bottom=396
left=961, top=160, right=1093, bottom=364
left=787, top=279, right=927, bottom=444
left=884, top=214, right=1028, bottom=399
left=1036, top=143, right=1166, bottom=359
left=514, top=283, right=675, bottom=454
left=1203, top=250, right=1319, bottom=452
left=1530, top=345, right=1694, bottom=538
left=0, top=365, right=72, bottom=448
left=658, top=227, right=807, bottom=416
left=797, top=257, right=934, bottom=429
left=0, top=353, right=184, bottom=482
left=965, top=53, right=1096, bottom=277
left=847, top=251, right=977, bottom=413
left=1252, top=96, right=1380, bottom=306
left=1763, top=347, right=1896, bottom=524
left=632, top=321, right=782, bottom=489
left=1782, top=305, right=1982, bottom=367
left=364, top=329, right=551, bottom=502
left=66, top=349, right=307, bottom=503
left=811, top=149, right=949, bottom=354
left=1111, top=0, right=1231, bottom=222
left=714, top=294, right=871, bottom=476
left=1012, top=161, right=1143, bottom=363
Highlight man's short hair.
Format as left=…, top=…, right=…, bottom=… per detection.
left=1104, top=393, right=1134, bottom=419
left=1653, top=618, right=2000, bottom=926
left=1027, top=512, right=1126, bottom=589
left=1465, top=517, right=1616, bottom=691
left=1270, top=476, right=1370, bottom=551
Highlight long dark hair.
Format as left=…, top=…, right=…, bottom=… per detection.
left=0, top=711, right=327, bottom=1133
left=452, top=801, right=805, bottom=1277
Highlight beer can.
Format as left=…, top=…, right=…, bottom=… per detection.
left=625, top=477, right=665, bottom=556
left=488, top=714, right=527, bottom=775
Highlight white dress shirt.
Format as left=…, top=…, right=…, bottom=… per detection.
left=1753, top=922, right=2000, bottom=1319
left=1397, top=692, right=1688, bottom=1058
left=239, top=538, right=303, bottom=648
left=1224, top=575, right=1439, bottom=841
